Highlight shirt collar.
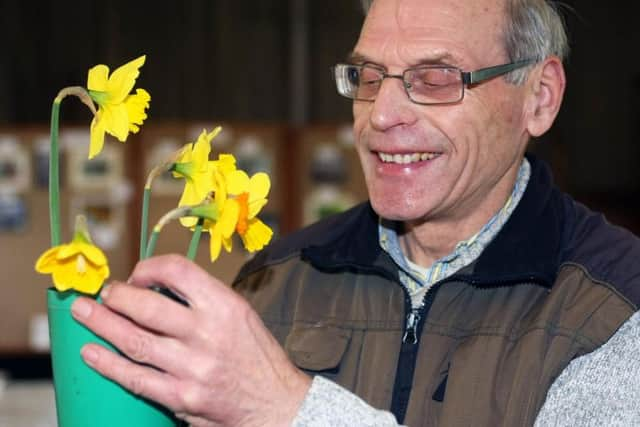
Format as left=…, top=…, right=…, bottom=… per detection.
left=379, top=158, right=531, bottom=288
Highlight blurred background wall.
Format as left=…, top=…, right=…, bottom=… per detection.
left=0, top=0, right=638, bottom=376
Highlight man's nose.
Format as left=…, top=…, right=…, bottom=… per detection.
left=369, top=75, right=417, bottom=131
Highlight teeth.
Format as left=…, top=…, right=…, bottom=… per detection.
left=377, top=151, right=439, bottom=164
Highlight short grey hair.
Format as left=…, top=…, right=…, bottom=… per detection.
left=359, top=0, right=569, bottom=85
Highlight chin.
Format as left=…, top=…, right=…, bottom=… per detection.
left=369, top=193, right=431, bottom=222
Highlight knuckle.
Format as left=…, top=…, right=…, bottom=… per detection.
left=166, top=254, right=192, bottom=274
left=176, top=381, right=205, bottom=414
left=127, top=374, right=147, bottom=396
left=126, top=332, right=154, bottom=363
left=137, top=304, right=159, bottom=326
left=191, top=358, right=221, bottom=383
left=219, top=294, right=250, bottom=323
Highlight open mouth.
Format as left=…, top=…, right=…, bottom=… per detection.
left=376, top=151, right=442, bottom=165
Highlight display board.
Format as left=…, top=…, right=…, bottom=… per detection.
left=0, top=127, right=135, bottom=350
left=0, top=121, right=367, bottom=353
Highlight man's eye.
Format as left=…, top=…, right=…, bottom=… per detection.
left=417, top=69, right=458, bottom=86
left=347, top=68, right=361, bottom=85
left=360, top=69, right=382, bottom=84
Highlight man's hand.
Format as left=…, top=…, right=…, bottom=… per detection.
left=71, top=254, right=311, bottom=427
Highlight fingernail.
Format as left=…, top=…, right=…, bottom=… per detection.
left=100, top=284, right=111, bottom=300
left=71, top=298, right=92, bottom=319
left=81, top=346, right=98, bottom=365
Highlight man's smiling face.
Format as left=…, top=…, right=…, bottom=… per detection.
left=352, top=0, right=532, bottom=229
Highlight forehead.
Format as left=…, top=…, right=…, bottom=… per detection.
left=356, top=0, right=507, bottom=67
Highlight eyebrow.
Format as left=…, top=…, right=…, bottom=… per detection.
left=346, top=51, right=464, bottom=68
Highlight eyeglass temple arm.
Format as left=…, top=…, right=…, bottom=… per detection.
left=462, top=59, right=536, bottom=85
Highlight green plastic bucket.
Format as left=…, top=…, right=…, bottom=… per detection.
left=47, top=288, right=177, bottom=427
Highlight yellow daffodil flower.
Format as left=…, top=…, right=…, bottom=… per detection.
left=226, top=170, right=273, bottom=252
left=172, top=127, right=222, bottom=227
left=35, top=216, right=109, bottom=295
left=87, top=55, right=150, bottom=159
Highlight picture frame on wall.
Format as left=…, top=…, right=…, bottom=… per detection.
left=234, top=135, right=273, bottom=178
left=0, top=193, right=28, bottom=232
left=146, top=138, right=184, bottom=196
left=0, top=135, right=32, bottom=194
left=67, top=143, right=124, bottom=191
left=70, top=195, right=125, bottom=251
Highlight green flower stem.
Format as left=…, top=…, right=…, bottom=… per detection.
left=144, top=228, right=160, bottom=259
left=144, top=206, right=192, bottom=259
left=144, top=203, right=218, bottom=260
left=49, top=86, right=96, bottom=247
left=140, top=162, right=180, bottom=260
left=187, top=218, right=205, bottom=260
left=139, top=187, right=151, bottom=260
left=49, top=100, right=61, bottom=246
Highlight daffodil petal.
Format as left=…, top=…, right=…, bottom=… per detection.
left=248, top=198, right=268, bottom=219
left=35, top=247, right=62, bottom=273
left=222, top=235, right=233, bottom=253
left=214, top=171, right=227, bottom=206
left=192, top=133, right=212, bottom=169
left=89, top=114, right=107, bottom=159
left=73, top=264, right=109, bottom=294
left=226, top=170, right=250, bottom=195
left=51, top=261, right=75, bottom=291
left=102, top=104, right=129, bottom=142
left=178, top=175, right=213, bottom=207
left=208, top=126, right=222, bottom=141
left=214, top=154, right=237, bottom=177
left=87, top=65, right=110, bottom=93
left=209, top=227, right=222, bottom=262
left=56, top=243, right=82, bottom=260
left=80, top=242, right=108, bottom=266
left=174, top=143, right=193, bottom=165
left=249, top=173, right=271, bottom=201
left=219, top=199, right=239, bottom=238
left=106, top=55, right=146, bottom=104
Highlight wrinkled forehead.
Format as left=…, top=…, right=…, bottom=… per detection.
left=357, top=0, right=507, bottom=66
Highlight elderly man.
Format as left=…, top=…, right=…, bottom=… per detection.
left=71, top=0, right=640, bottom=425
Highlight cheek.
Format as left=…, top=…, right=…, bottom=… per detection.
left=352, top=103, right=368, bottom=131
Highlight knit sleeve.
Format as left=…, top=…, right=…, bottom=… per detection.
left=292, top=376, right=404, bottom=427
left=534, top=311, right=640, bottom=427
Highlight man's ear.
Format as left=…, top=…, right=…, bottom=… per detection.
left=525, top=56, right=566, bottom=137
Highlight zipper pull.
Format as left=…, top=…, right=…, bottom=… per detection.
left=403, top=309, right=421, bottom=344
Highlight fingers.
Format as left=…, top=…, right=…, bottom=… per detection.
left=127, top=254, right=234, bottom=310
left=100, top=281, right=195, bottom=338
left=71, top=296, right=189, bottom=376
